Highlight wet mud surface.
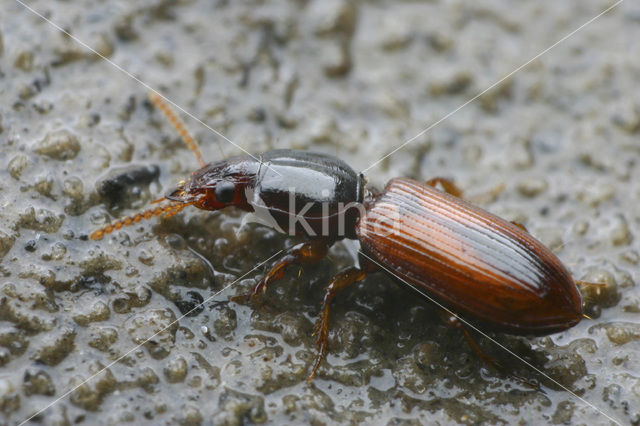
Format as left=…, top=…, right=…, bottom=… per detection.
left=1, top=0, right=640, bottom=424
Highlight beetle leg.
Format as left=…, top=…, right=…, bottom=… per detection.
left=308, top=266, right=368, bottom=382
left=426, top=177, right=464, bottom=197
left=240, top=240, right=329, bottom=301
left=510, top=221, right=528, bottom=232
left=426, top=178, right=505, bottom=204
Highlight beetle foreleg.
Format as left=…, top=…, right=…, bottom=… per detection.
left=243, top=240, right=329, bottom=301
left=308, top=266, right=368, bottom=382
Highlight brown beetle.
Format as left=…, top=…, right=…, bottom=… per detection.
left=92, top=93, right=590, bottom=382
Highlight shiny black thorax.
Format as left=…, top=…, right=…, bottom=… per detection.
left=183, top=150, right=365, bottom=239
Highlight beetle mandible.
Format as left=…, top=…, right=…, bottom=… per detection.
left=91, top=93, right=587, bottom=382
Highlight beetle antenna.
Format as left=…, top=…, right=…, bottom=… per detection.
left=149, top=92, right=206, bottom=168
left=90, top=200, right=195, bottom=240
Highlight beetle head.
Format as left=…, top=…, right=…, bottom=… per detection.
left=164, top=159, right=254, bottom=212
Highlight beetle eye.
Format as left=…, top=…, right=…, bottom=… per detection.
left=215, top=181, right=235, bottom=203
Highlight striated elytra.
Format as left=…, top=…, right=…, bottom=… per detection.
left=357, top=178, right=582, bottom=335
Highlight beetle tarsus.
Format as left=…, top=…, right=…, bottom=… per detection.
left=307, top=266, right=368, bottom=382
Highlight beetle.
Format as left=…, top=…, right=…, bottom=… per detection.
left=91, top=93, right=587, bottom=382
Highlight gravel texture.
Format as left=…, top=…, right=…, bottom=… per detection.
left=1, top=0, right=639, bottom=424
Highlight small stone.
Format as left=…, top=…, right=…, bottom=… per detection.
left=478, top=79, right=513, bottom=112
left=114, top=15, right=138, bottom=41
left=0, top=378, right=20, bottom=414
left=34, top=129, right=81, bottom=160
left=79, top=249, right=123, bottom=275
left=620, top=250, right=640, bottom=265
left=580, top=269, right=619, bottom=310
left=283, top=395, right=299, bottom=414
left=374, top=91, right=410, bottom=119
left=8, top=154, right=28, bottom=179
left=246, top=106, right=266, bottom=122
left=154, top=50, right=174, bottom=67
left=18, top=207, right=65, bottom=233
left=551, top=401, right=575, bottom=424
left=135, top=367, right=159, bottom=392
left=428, top=31, right=453, bottom=52
left=42, top=242, right=67, bottom=262
left=164, top=356, right=188, bottom=383
left=428, top=71, right=472, bottom=96
left=87, top=326, right=118, bottom=352
left=174, top=291, right=204, bottom=317
left=125, top=309, right=178, bottom=359
left=609, top=215, right=633, bottom=246
left=0, top=325, right=28, bottom=356
left=96, top=164, right=159, bottom=207
left=572, top=220, right=589, bottom=236
left=0, top=230, right=15, bottom=259
left=544, top=349, right=587, bottom=387
left=177, top=403, right=203, bottom=426
left=506, top=139, right=533, bottom=169
left=602, top=384, right=624, bottom=411
left=14, top=50, right=34, bottom=71
left=138, top=250, right=154, bottom=266
left=393, top=356, right=429, bottom=394
left=0, top=348, right=10, bottom=367
left=73, top=301, right=110, bottom=326
left=214, top=388, right=266, bottom=424
left=308, top=115, right=338, bottom=144
left=611, top=104, right=640, bottom=134
left=378, top=21, right=413, bottom=51
left=34, top=174, right=56, bottom=198
left=23, top=368, right=55, bottom=396
left=595, top=322, right=640, bottom=345
left=213, top=306, right=237, bottom=337
left=32, top=327, right=76, bottom=366
left=2, top=297, right=56, bottom=332
left=260, top=312, right=305, bottom=348
left=577, top=183, right=616, bottom=207
left=46, top=405, right=71, bottom=426
left=92, top=33, right=114, bottom=59
left=310, top=0, right=356, bottom=37
left=517, top=178, right=548, bottom=198
left=69, top=362, right=116, bottom=410
left=111, top=286, right=152, bottom=314
left=414, top=342, right=440, bottom=372
left=19, top=83, right=38, bottom=101
left=322, top=42, right=351, bottom=77
left=63, top=176, right=84, bottom=200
